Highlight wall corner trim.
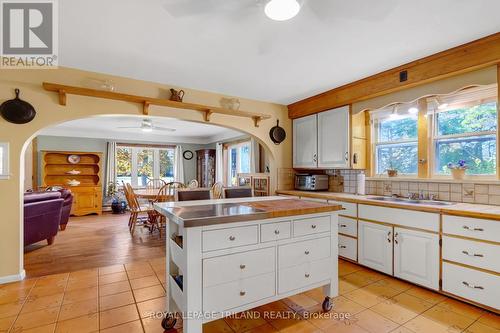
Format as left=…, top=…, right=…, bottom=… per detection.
left=0, top=269, right=26, bottom=285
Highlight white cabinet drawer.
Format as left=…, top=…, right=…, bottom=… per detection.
left=338, top=216, right=357, bottom=237
left=204, top=272, right=275, bottom=313
left=293, top=215, right=330, bottom=237
left=278, top=257, right=332, bottom=294
left=443, top=215, right=500, bottom=243
left=442, top=236, right=500, bottom=273
left=328, top=200, right=357, bottom=217
left=359, top=204, right=439, bottom=232
left=278, top=237, right=331, bottom=269
left=261, top=221, right=291, bottom=243
left=203, top=247, right=275, bottom=287
left=338, top=235, right=357, bottom=261
left=202, top=225, right=258, bottom=252
left=443, top=262, right=500, bottom=310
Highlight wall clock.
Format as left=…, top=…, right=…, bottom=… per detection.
left=183, top=150, right=194, bottom=160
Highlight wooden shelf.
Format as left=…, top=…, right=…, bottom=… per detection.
left=43, top=82, right=272, bottom=127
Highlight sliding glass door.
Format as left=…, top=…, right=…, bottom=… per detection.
left=116, top=145, right=175, bottom=187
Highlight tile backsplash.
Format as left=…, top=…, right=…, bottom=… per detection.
left=365, top=180, right=500, bottom=206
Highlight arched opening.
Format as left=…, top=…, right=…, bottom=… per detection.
left=20, top=114, right=276, bottom=277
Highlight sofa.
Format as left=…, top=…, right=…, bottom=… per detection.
left=24, top=192, right=64, bottom=246
left=57, top=189, right=74, bottom=230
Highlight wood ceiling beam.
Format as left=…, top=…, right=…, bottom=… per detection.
left=288, top=32, right=500, bottom=119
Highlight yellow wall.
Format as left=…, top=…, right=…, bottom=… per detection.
left=0, top=67, right=291, bottom=280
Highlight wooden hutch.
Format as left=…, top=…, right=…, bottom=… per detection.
left=41, top=151, right=102, bottom=216
left=196, top=149, right=216, bottom=188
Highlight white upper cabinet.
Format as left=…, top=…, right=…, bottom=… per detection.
left=293, top=106, right=350, bottom=169
left=393, top=227, right=439, bottom=290
left=293, top=114, right=317, bottom=168
left=317, top=106, right=350, bottom=168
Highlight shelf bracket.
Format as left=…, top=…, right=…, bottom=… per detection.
left=253, top=116, right=262, bottom=128
left=143, top=101, right=150, bottom=115
left=58, top=89, right=67, bottom=106
left=204, top=110, right=213, bottom=122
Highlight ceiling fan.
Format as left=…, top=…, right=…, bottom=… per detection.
left=117, top=119, right=176, bottom=133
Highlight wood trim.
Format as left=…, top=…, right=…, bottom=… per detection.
left=417, top=98, right=429, bottom=178
left=31, top=137, right=38, bottom=190
left=365, top=111, right=372, bottom=177
left=338, top=233, right=357, bottom=239
left=222, top=138, right=251, bottom=149
left=288, top=33, right=500, bottom=118
left=42, top=82, right=272, bottom=127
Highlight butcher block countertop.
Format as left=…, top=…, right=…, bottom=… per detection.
left=154, top=196, right=342, bottom=227
left=276, top=190, right=500, bottom=221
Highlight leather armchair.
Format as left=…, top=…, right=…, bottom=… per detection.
left=24, top=192, right=63, bottom=246
left=57, top=189, right=74, bottom=230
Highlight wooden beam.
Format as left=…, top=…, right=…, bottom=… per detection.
left=42, top=82, right=272, bottom=127
left=288, top=33, right=500, bottom=119
left=417, top=99, right=429, bottom=178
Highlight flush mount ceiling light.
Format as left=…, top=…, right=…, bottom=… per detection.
left=408, top=107, right=419, bottom=115
left=265, top=0, right=301, bottom=21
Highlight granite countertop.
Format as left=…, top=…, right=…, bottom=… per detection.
left=154, top=196, right=342, bottom=228
left=276, top=190, right=500, bottom=221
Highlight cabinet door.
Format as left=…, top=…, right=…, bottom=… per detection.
left=293, top=114, right=318, bottom=168
left=317, top=106, right=350, bottom=168
left=358, top=221, right=393, bottom=275
left=394, top=227, right=439, bottom=290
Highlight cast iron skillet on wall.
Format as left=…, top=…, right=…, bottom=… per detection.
left=269, top=119, right=286, bottom=145
left=0, top=89, right=36, bottom=124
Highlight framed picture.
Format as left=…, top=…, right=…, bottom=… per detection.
left=0, top=142, right=9, bottom=180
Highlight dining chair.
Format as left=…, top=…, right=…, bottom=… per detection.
left=224, top=187, right=253, bottom=198
left=126, top=183, right=156, bottom=235
left=147, top=178, right=167, bottom=189
left=211, top=182, right=224, bottom=199
left=177, top=189, right=211, bottom=201
left=187, top=179, right=199, bottom=188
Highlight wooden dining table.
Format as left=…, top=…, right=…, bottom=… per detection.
left=133, top=188, right=174, bottom=202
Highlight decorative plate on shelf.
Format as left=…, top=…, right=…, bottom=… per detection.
left=67, top=155, right=81, bottom=164
left=183, top=150, right=193, bottom=160
left=66, top=169, right=81, bottom=175
left=67, top=179, right=81, bottom=186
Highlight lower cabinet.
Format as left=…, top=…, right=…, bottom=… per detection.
left=71, top=186, right=102, bottom=216
left=358, top=221, right=393, bottom=275
left=394, top=228, right=439, bottom=290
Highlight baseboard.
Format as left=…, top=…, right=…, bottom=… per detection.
left=0, top=270, right=26, bottom=285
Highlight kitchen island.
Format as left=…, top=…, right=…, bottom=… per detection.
left=154, top=196, right=342, bottom=332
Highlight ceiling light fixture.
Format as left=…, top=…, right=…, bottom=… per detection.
left=264, top=0, right=301, bottom=21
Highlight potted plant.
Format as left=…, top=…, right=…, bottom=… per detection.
left=107, top=181, right=127, bottom=214
left=386, top=163, right=398, bottom=177
left=447, top=160, right=468, bottom=180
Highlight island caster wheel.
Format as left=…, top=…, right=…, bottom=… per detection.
left=322, top=297, right=333, bottom=312
left=161, top=314, right=177, bottom=331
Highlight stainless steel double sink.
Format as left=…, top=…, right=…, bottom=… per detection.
left=368, top=196, right=456, bottom=206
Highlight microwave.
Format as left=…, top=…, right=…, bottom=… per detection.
left=295, top=174, right=329, bottom=191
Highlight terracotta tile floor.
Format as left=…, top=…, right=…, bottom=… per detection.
left=0, top=259, right=498, bottom=333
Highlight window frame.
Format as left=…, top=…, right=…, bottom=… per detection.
left=226, top=140, right=252, bottom=186
left=429, top=99, right=498, bottom=180
left=115, top=144, right=175, bottom=187
left=372, top=115, right=419, bottom=177
left=0, top=142, right=9, bottom=180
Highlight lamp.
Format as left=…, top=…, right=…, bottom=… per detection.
left=265, top=0, right=301, bottom=21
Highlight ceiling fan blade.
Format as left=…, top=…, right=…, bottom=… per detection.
left=162, top=0, right=258, bottom=18
left=152, top=126, right=176, bottom=132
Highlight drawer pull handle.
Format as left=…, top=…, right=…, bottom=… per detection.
left=304, top=250, right=310, bottom=255
left=240, top=291, right=246, bottom=296
left=274, top=230, right=280, bottom=235
left=229, top=236, right=236, bottom=241
left=340, top=224, right=347, bottom=228
left=240, top=264, right=246, bottom=269
left=339, top=245, right=346, bottom=249
left=305, top=273, right=310, bottom=278
left=311, top=225, right=317, bottom=229
left=462, top=281, right=484, bottom=290
left=461, top=250, right=484, bottom=257
left=462, top=225, right=484, bottom=232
